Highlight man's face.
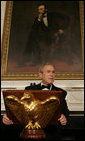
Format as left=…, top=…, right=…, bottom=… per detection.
left=38, top=5, right=46, bottom=14
left=39, top=65, right=55, bottom=85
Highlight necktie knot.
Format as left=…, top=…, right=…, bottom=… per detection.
left=41, top=84, right=51, bottom=90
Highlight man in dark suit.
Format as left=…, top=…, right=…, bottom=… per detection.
left=31, top=3, right=66, bottom=43
left=2, top=63, right=69, bottom=140
left=24, top=3, right=69, bottom=66
left=3, top=63, right=69, bottom=126
left=25, top=63, right=69, bottom=126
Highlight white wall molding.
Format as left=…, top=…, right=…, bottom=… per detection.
left=1, top=80, right=84, bottom=112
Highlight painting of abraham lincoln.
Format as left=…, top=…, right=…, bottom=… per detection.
left=1, top=1, right=84, bottom=79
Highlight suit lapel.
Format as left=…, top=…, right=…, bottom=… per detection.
left=36, top=83, right=42, bottom=90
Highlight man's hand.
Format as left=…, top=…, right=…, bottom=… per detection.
left=58, top=114, right=67, bottom=125
left=58, top=29, right=64, bottom=34
left=38, top=13, right=43, bottom=21
left=2, top=114, right=13, bottom=125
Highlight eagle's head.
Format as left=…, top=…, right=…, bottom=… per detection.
left=20, top=92, right=34, bottom=103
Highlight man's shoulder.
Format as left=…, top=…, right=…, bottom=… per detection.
left=52, top=84, right=66, bottom=91
left=52, top=84, right=67, bottom=96
left=25, top=83, right=40, bottom=90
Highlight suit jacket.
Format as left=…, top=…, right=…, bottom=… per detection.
left=25, top=12, right=69, bottom=53
left=32, top=12, right=69, bottom=34
left=25, top=83, right=69, bottom=120
left=24, top=12, right=69, bottom=63
left=31, top=12, right=61, bottom=44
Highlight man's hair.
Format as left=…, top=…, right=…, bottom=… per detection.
left=37, top=3, right=47, bottom=9
left=39, top=63, right=56, bottom=73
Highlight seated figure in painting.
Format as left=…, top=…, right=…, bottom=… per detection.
left=23, top=3, right=70, bottom=66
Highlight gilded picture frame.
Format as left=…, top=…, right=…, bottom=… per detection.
left=1, top=1, right=84, bottom=80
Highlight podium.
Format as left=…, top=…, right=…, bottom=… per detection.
left=3, top=90, right=62, bottom=139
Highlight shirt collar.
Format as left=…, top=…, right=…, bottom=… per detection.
left=41, top=82, right=52, bottom=90
left=43, top=13, right=47, bottom=17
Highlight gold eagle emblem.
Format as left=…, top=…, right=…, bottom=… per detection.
left=5, top=92, right=60, bottom=129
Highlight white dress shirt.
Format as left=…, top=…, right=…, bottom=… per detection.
left=38, top=13, right=48, bottom=27
left=41, top=82, right=52, bottom=90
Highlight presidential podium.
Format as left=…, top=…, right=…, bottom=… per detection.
left=2, top=90, right=84, bottom=140
left=3, top=90, right=62, bottom=139
left=3, top=90, right=62, bottom=126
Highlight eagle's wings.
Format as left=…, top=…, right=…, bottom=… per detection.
left=5, top=94, right=60, bottom=128
left=34, top=96, right=60, bottom=128
left=5, top=95, right=30, bottom=125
